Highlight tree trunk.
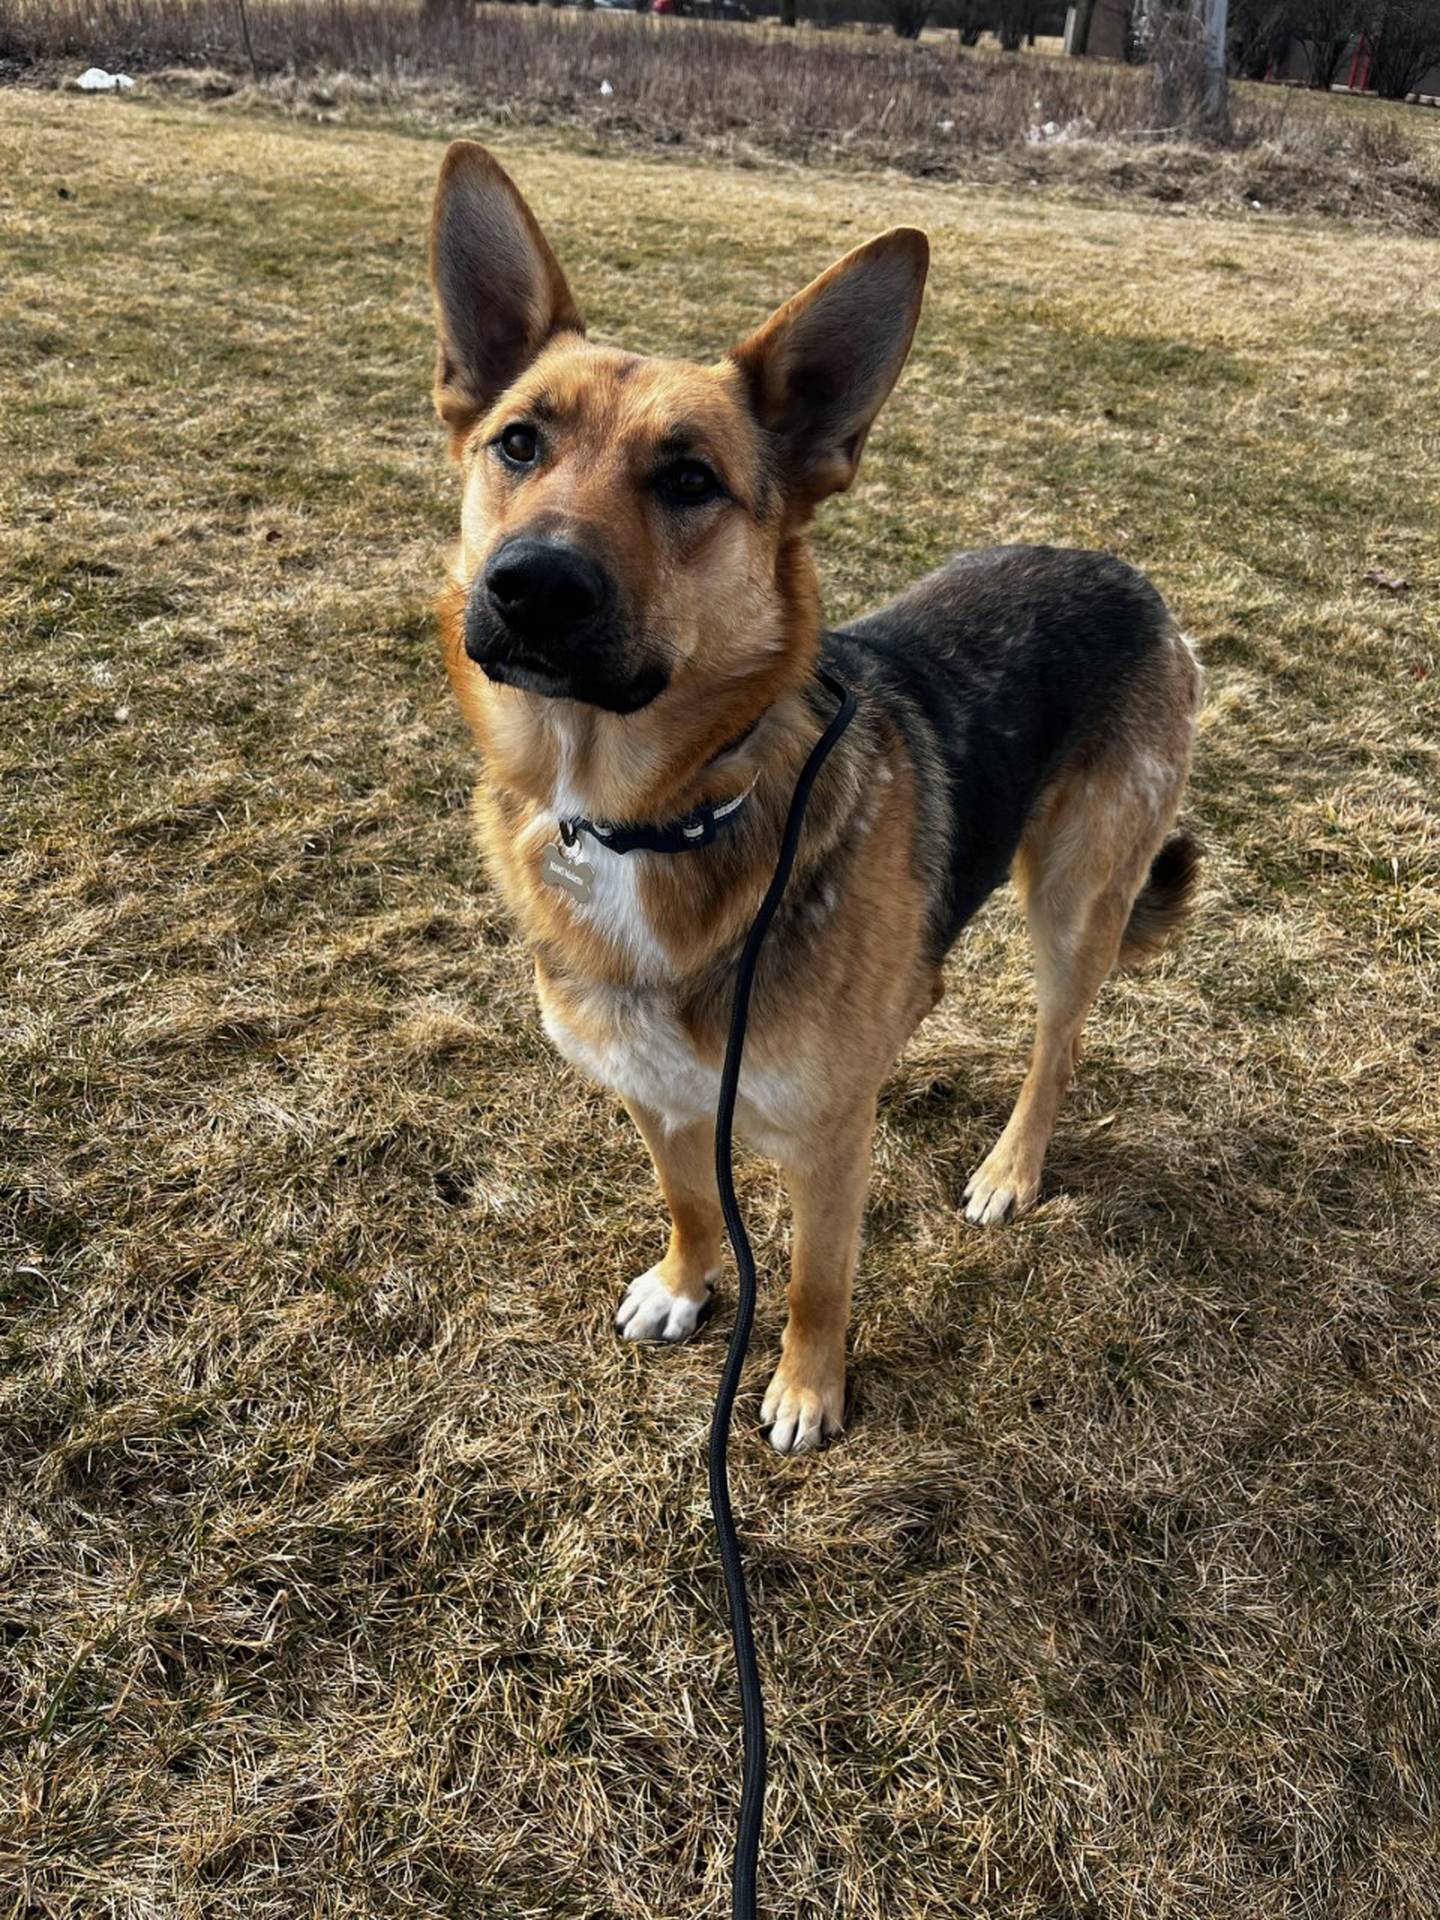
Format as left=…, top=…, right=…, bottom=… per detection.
left=1070, top=0, right=1097, bottom=53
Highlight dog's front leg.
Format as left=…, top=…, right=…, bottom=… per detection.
left=615, top=1099, right=724, bottom=1343
left=763, top=1104, right=876, bottom=1455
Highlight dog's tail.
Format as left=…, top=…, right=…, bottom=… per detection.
left=1120, top=831, right=1200, bottom=966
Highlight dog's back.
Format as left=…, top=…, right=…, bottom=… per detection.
left=831, top=545, right=1198, bottom=958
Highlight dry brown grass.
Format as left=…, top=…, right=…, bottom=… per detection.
left=4, top=87, right=1440, bottom=1920
left=5, top=0, right=1440, bottom=229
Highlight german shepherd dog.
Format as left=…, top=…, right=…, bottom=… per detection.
left=429, top=143, right=1202, bottom=1454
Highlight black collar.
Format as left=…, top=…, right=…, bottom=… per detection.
left=559, top=779, right=756, bottom=857
left=557, top=713, right=766, bottom=858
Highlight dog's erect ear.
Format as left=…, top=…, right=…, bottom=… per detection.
left=730, top=228, right=928, bottom=511
left=429, top=141, right=585, bottom=454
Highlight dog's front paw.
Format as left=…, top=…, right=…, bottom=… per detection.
left=615, top=1266, right=712, bottom=1343
left=760, top=1349, right=845, bottom=1455
left=963, top=1142, right=1042, bottom=1227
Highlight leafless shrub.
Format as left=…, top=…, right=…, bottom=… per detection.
left=0, top=0, right=1208, bottom=135
left=1368, top=0, right=1440, bottom=98
left=4, top=0, right=1437, bottom=215
left=1300, top=0, right=1368, bottom=85
left=0, top=0, right=1158, bottom=146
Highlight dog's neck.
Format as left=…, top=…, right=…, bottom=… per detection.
left=545, top=690, right=790, bottom=829
left=460, top=652, right=820, bottom=832
left=443, top=536, right=825, bottom=828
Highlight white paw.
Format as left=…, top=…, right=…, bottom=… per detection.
left=615, top=1266, right=711, bottom=1343
left=760, top=1361, right=845, bottom=1455
left=963, top=1148, right=1039, bottom=1227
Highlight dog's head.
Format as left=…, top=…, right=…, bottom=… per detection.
left=430, top=141, right=927, bottom=718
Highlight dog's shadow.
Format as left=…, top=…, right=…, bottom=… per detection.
left=848, top=1034, right=1418, bottom=1432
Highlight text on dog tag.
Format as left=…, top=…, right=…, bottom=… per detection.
left=540, top=844, right=594, bottom=903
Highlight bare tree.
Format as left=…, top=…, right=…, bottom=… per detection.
left=889, top=0, right=932, bottom=33
left=1367, top=0, right=1440, bottom=93
left=1139, top=0, right=1230, bottom=130
left=1227, top=0, right=1298, bottom=74
left=1068, top=0, right=1099, bottom=48
left=1300, top=0, right=1365, bottom=84
left=995, top=0, right=1039, bottom=46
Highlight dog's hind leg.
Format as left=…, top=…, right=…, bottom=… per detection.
left=616, top=1101, right=724, bottom=1342
left=963, top=716, right=1196, bottom=1227
left=962, top=839, right=1137, bottom=1227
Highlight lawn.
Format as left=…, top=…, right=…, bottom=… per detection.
left=3, top=86, right=1440, bottom=1920
left=7, top=5, right=1440, bottom=230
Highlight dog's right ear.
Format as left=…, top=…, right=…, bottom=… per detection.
left=429, top=142, right=585, bottom=456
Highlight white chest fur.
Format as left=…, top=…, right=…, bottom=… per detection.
left=533, top=824, right=712, bottom=1122
left=565, top=842, right=673, bottom=984
left=533, top=748, right=815, bottom=1148
left=540, top=978, right=811, bottom=1155
left=542, top=988, right=717, bottom=1129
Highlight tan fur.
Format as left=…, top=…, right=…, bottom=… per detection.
left=963, top=622, right=1202, bottom=1226
left=428, top=142, right=1197, bottom=1453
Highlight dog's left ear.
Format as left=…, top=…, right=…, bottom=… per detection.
left=429, top=141, right=585, bottom=456
left=730, top=228, right=928, bottom=512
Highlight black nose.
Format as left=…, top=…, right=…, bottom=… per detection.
left=484, top=538, right=609, bottom=641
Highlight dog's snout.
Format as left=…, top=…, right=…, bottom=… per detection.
left=484, top=538, right=609, bottom=640
left=466, top=533, right=661, bottom=711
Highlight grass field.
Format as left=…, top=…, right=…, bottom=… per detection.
left=7, top=3, right=1440, bottom=231
left=5, top=86, right=1440, bottom=1920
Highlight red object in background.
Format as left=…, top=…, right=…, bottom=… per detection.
left=653, top=0, right=675, bottom=12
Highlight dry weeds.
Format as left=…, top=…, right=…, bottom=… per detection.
left=3, top=88, right=1440, bottom=1920
left=4, top=0, right=1440, bottom=229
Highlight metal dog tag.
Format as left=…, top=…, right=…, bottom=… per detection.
left=540, top=843, right=594, bottom=904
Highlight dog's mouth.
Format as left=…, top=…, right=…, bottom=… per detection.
left=479, top=651, right=574, bottom=699
left=463, top=579, right=671, bottom=715
left=477, top=648, right=669, bottom=716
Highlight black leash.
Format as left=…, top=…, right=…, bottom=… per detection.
left=707, top=665, right=858, bottom=1920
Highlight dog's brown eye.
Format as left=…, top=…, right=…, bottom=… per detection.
left=659, top=459, right=721, bottom=507
left=497, top=424, right=538, bottom=466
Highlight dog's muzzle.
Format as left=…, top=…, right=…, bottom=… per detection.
left=464, top=536, right=668, bottom=714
